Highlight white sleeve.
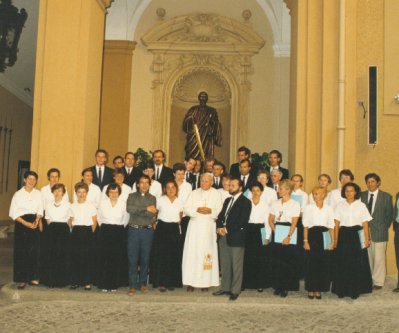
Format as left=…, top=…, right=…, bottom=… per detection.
left=183, top=192, right=198, bottom=218
left=361, top=203, right=373, bottom=222
left=263, top=205, right=271, bottom=239
left=131, top=184, right=137, bottom=193
left=63, top=188, right=69, bottom=202
left=210, top=193, right=223, bottom=220
left=302, top=205, right=311, bottom=228
left=37, top=191, right=44, bottom=216
left=9, top=192, right=19, bottom=220
left=73, top=191, right=77, bottom=203
left=327, top=206, right=335, bottom=229
left=292, top=201, right=301, bottom=218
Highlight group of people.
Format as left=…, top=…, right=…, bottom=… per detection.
left=9, top=147, right=399, bottom=301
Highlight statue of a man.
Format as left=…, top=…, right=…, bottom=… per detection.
left=182, top=92, right=222, bottom=159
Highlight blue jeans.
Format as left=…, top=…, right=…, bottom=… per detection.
left=127, top=226, right=154, bottom=289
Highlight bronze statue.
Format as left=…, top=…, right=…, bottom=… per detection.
left=182, top=92, right=222, bottom=160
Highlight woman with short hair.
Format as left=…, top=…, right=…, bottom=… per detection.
left=44, top=183, right=71, bottom=288
left=74, top=168, right=102, bottom=208
left=247, top=170, right=277, bottom=206
left=101, top=168, right=132, bottom=203
left=97, top=183, right=129, bottom=292
left=332, top=182, right=373, bottom=299
left=218, top=173, right=232, bottom=203
left=269, top=179, right=301, bottom=297
left=9, top=171, right=43, bottom=290
left=309, top=174, right=332, bottom=205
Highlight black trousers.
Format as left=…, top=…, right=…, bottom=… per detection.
left=70, top=226, right=94, bottom=286
left=394, top=227, right=399, bottom=287
left=46, top=222, right=70, bottom=288
left=180, top=216, right=190, bottom=251
left=14, top=214, right=40, bottom=283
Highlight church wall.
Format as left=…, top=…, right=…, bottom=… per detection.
left=355, top=0, right=399, bottom=275
left=0, top=86, right=33, bottom=221
left=128, top=0, right=289, bottom=167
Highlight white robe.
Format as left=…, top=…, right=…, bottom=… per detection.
left=182, top=187, right=223, bottom=288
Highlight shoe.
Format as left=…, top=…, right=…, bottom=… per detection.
left=140, top=286, right=149, bottom=293
left=17, top=283, right=26, bottom=290
left=316, top=294, right=322, bottom=300
left=308, top=293, right=314, bottom=300
left=274, top=290, right=280, bottom=296
left=167, top=287, right=174, bottom=291
left=241, top=287, right=245, bottom=292
left=201, top=288, right=209, bottom=292
left=373, top=285, right=382, bottom=291
left=187, top=286, right=194, bottom=292
left=28, top=281, right=39, bottom=286
left=70, top=285, right=77, bottom=290
left=392, top=287, right=399, bottom=293
left=159, top=287, right=166, bottom=292
left=213, top=290, right=231, bottom=296
left=127, top=288, right=136, bottom=296
left=281, top=291, right=288, bottom=298
left=102, top=289, right=108, bottom=292
left=229, top=294, right=239, bottom=301
left=258, top=289, right=263, bottom=293
left=111, top=290, right=116, bottom=292
left=84, top=286, right=91, bottom=291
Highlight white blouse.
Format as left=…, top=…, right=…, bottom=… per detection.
left=156, top=195, right=183, bottom=223
left=302, top=203, right=335, bottom=229
left=309, top=191, right=331, bottom=206
left=101, top=183, right=132, bottom=203
left=329, top=188, right=346, bottom=210
left=9, top=187, right=44, bottom=220
left=247, top=186, right=278, bottom=207
left=41, top=184, right=69, bottom=209
left=334, top=200, right=372, bottom=227
left=218, top=188, right=231, bottom=203
left=132, top=180, right=162, bottom=199
left=177, top=180, right=192, bottom=204
left=270, top=198, right=301, bottom=224
left=249, top=200, right=272, bottom=239
left=45, top=200, right=71, bottom=223
left=73, top=183, right=102, bottom=208
left=69, top=201, right=97, bottom=226
left=291, top=189, right=309, bottom=212
left=97, top=199, right=129, bottom=226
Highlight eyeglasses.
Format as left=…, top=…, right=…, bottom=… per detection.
left=257, top=176, right=267, bottom=180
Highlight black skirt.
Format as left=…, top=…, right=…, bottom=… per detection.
left=151, top=220, right=182, bottom=288
left=97, top=224, right=127, bottom=290
left=332, top=226, right=372, bottom=299
left=296, top=217, right=305, bottom=279
left=90, top=226, right=100, bottom=286
left=304, top=226, right=331, bottom=292
left=271, top=222, right=299, bottom=292
left=39, top=215, right=49, bottom=285
left=242, top=224, right=271, bottom=289
left=45, top=222, right=70, bottom=288
left=70, top=226, right=94, bottom=286
left=13, top=214, right=40, bottom=282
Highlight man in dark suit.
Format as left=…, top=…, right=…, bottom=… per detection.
left=213, top=178, right=252, bottom=300
left=239, top=159, right=257, bottom=193
left=212, top=161, right=224, bottom=189
left=90, top=149, right=114, bottom=191
left=184, top=156, right=197, bottom=189
left=267, top=150, right=289, bottom=187
left=152, top=150, right=173, bottom=188
left=270, top=169, right=283, bottom=197
left=192, top=158, right=202, bottom=190
left=360, top=173, right=393, bottom=291
left=229, top=146, right=258, bottom=178
left=123, top=152, right=142, bottom=187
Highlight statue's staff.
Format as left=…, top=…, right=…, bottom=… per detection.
left=5, top=118, right=13, bottom=192
left=193, top=122, right=206, bottom=162
left=0, top=117, right=8, bottom=194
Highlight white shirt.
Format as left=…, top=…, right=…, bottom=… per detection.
left=218, top=188, right=231, bottom=203
left=291, top=189, right=309, bottom=212
left=249, top=199, right=272, bottom=239
left=95, top=165, right=104, bottom=181
left=329, top=188, right=345, bottom=210
left=69, top=201, right=97, bottom=226
left=334, top=200, right=372, bottom=227
left=74, top=183, right=102, bottom=208
left=178, top=180, right=192, bottom=204
left=101, top=183, right=132, bottom=203
left=155, top=165, right=163, bottom=181
left=9, top=187, right=44, bottom=220
left=45, top=199, right=71, bottom=223
left=270, top=166, right=280, bottom=173
left=309, top=191, right=331, bottom=206
left=131, top=180, right=162, bottom=199
left=247, top=186, right=278, bottom=206
left=97, top=199, right=129, bottom=226
left=270, top=198, right=301, bottom=224
left=367, top=189, right=379, bottom=214
left=302, top=203, right=335, bottom=229
left=41, top=184, right=69, bottom=209
left=156, top=195, right=183, bottom=222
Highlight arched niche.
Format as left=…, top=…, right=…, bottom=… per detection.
left=141, top=12, right=265, bottom=164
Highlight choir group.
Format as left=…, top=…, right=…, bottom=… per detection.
left=9, top=147, right=398, bottom=300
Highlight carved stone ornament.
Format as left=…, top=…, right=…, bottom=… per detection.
left=141, top=12, right=265, bottom=164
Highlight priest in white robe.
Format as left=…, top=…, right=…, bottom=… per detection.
left=182, top=173, right=223, bottom=291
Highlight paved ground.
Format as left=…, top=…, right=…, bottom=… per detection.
left=2, top=237, right=399, bottom=332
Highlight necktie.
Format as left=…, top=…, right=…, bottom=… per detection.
left=156, top=167, right=160, bottom=181
left=224, top=197, right=235, bottom=224
left=243, top=176, right=246, bottom=187
left=274, top=185, right=277, bottom=191
left=127, top=168, right=131, bottom=176
left=98, top=167, right=102, bottom=182
left=368, top=193, right=374, bottom=214
left=186, top=172, right=189, bottom=181
left=216, top=178, right=219, bottom=187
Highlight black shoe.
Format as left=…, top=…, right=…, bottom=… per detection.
left=229, top=294, right=239, bottom=301
left=28, top=281, right=39, bottom=286
left=308, top=293, right=314, bottom=299
left=159, top=287, right=166, bottom=292
left=258, top=289, right=263, bottom=293
left=274, top=290, right=281, bottom=296
left=70, top=285, right=77, bottom=290
left=316, top=294, right=322, bottom=300
left=281, top=291, right=288, bottom=298
left=84, top=286, right=91, bottom=291
left=17, top=283, right=26, bottom=290
left=167, top=287, right=174, bottom=291
left=213, top=290, right=231, bottom=296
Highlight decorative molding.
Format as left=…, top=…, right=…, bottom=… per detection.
left=103, top=40, right=137, bottom=54
left=273, top=42, right=291, bottom=57
left=0, top=75, right=33, bottom=108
